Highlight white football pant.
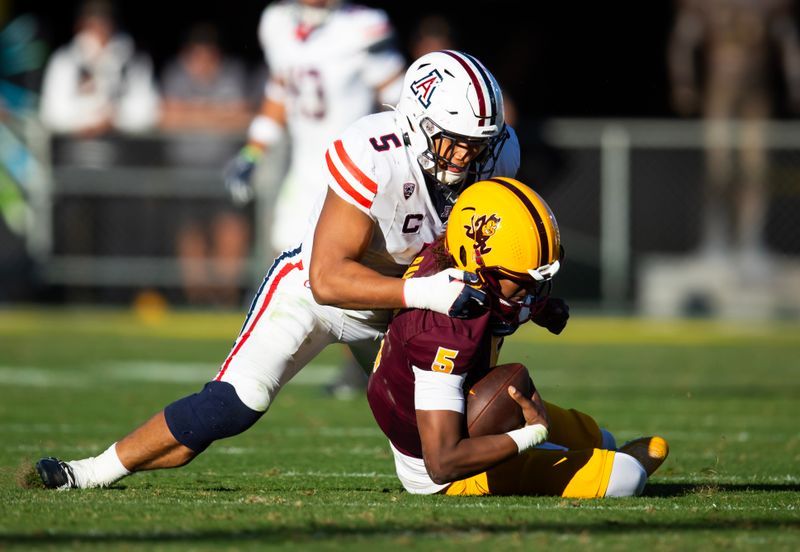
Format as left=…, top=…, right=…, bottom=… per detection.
left=213, top=245, right=384, bottom=412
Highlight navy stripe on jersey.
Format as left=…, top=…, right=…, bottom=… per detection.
left=237, top=244, right=302, bottom=338
left=489, top=179, right=550, bottom=266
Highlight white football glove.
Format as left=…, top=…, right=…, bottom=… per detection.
left=403, top=268, right=486, bottom=318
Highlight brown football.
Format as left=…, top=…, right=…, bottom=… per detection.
left=466, top=363, right=532, bottom=437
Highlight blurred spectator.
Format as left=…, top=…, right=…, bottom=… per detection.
left=668, top=0, right=800, bottom=266
left=408, top=14, right=456, bottom=60
left=160, top=22, right=253, bottom=307
left=38, top=0, right=159, bottom=137
left=160, top=23, right=251, bottom=133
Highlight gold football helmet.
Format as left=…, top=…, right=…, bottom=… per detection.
left=445, top=177, right=562, bottom=332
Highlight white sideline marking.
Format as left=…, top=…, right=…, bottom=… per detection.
left=106, top=362, right=340, bottom=385
left=278, top=427, right=383, bottom=437
left=0, top=363, right=341, bottom=387
left=2, top=422, right=113, bottom=433
left=0, top=367, right=93, bottom=388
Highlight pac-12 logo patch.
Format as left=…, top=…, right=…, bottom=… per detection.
left=465, top=213, right=501, bottom=254
left=403, top=182, right=415, bottom=199
left=411, top=69, right=443, bottom=108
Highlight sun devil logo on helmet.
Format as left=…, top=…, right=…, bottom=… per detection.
left=411, top=69, right=443, bottom=109
left=465, top=213, right=501, bottom=255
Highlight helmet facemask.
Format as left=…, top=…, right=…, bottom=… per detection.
left=474, top=254, right=556, bottom=337
left=417, top=117, right=509, bottom=190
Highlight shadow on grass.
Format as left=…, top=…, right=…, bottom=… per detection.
left=644, top=482, right=800, bottom=497
left=3, top=516, right=800, bottom=546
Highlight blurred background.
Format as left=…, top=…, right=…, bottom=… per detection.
left=3, top=0, right=800, bottom=320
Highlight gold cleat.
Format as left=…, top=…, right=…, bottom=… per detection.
left=618, top=436, right=669, bottom=476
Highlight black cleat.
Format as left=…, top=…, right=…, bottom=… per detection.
left=36, top=457, right=77, bottom=489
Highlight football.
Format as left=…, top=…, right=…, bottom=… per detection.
left=466, top=363, right=533, bottom=437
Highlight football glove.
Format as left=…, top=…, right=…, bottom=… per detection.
left=531, top=296, right=569, bottom=335
left=403, top=268, right=486, bottom=318
left=224, top=144, right=263, bottom=206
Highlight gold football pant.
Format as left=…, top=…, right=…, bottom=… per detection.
left=445, top=401, right=614, bottom=497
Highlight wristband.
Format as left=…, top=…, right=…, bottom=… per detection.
left=240, top=143, right=264, bottom=163
left=247, top=115, right=283, bottom=147
left=402, top=277, right=422, bottom=309
left=506, top=423, right=548, bottom=453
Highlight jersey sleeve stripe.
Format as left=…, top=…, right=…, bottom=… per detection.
left=326, top=149, right=373, bottom=210
left=334, top=139, right=379, bottom=194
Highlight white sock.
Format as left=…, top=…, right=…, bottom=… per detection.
left=67, top=443, right=132, bottom=489
left=605, top=452, right=647, bottom=497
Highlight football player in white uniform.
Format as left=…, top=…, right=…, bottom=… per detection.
left=225, top=0, right=405, bottom=253
left=36, top=50, right=523, bottom=489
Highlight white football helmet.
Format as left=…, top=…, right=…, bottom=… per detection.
left=396, top=50, right=508, bottom=188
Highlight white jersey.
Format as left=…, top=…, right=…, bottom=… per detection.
left=300, top=110, right=521, bottom=323
left=258, top=1, right=405, bottom=185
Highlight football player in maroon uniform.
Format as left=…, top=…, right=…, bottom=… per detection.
left=368, top=177, right=669, bottom=497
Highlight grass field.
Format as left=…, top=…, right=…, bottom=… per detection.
left=1, top=307, right=799, bottom=550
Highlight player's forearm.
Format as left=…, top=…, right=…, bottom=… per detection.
left=423, top=435, right=519, bottom=485
left=310, top=257, right=405, bottom=310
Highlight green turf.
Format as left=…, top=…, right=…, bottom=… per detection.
left=1, top=308, right=799, bottom=550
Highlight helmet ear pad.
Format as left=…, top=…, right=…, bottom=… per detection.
left=459, top=245, right=468, bottom=267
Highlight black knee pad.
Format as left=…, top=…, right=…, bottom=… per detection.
left=164, top=381, right=263, bottom=452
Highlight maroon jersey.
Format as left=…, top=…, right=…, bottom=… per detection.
left=367, top=241, right=493, bottom=458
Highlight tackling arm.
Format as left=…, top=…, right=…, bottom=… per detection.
left=309, top=189, right=486, bottom=314
left=309, top=189, right=406, bottom=309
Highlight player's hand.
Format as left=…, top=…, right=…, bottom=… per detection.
left=508, top=386, right=550, bottom=429
left=224, top=144, right=262, bottom=206
left=531, top=296, right=569, bottom=335
left=403, top=268, right=486, bottom=318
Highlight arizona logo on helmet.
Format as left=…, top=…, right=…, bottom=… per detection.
left=411, top=69, right=443, bottom=108
left=465, top=213, right=501, bottom=255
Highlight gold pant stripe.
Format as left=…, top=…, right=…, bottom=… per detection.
left=445, top=448, right=616, bottom=498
